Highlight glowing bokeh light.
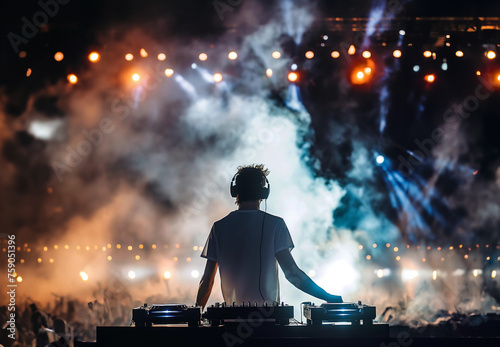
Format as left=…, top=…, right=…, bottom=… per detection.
left=492, top=270, right=497, bottom=278
left=425, top=74, right=435, bottom=83
left=228, top=51, right=237, bottom=60
left=88, top=52, right=100, bottom=62
left=54, top=52, right=64, bottom=61
left=272, top=51, right=281, bottom=59
left=356, top=71, right=365, bottom=80
left=140, top=48, right=148, bottom=57
left=486, top=50, right=496, bottom=59
left=305, top=51, right=314, bottom=59
left=26, top=68, right=32, bottom=77
left=413, top=65, right=420, bottom=72
left=198, top=53, right=208, bottom=61
left=164, top=271, right=171, bottom=279
left=191, top=270, right=200, bottom=278
left=362, top=51, right=371, bottom=59
left=432, top=270, right=437, bottom=280
left=67, top=74, right=78, bottom=84
left=319, top=259, right=360, bottom=293
left=128, top=271, right=136, bottom=279
left=132, top=73, right=140, bottom=82
left=455, top=50, right=464, bottom=57
left=401, top=269, right=418, bottom=282
left=376, top=155, right=385, bottom=164
left=393, top=50, right=402, bottom=58
left=17, top=276, right=23, bottom=283
left=125, top=53, right=134, bottom=61
left=331, top=51, right=340, bottom=59
left=287, top=72, right=298, bottom=82
left=266, top=68, right=273, bottom=77
left=348, top=45, right=356, bottom=55
left=399, top=29, right=406, bottom=36
left=157, top=53, right=166, bottom=61
left=80, top=272, right=89, bottom=281
left=165, top=68, right=174, bottom=77
left=213, top=73, right=223, bottom=82
left=423, top=50, right=432, bottom=58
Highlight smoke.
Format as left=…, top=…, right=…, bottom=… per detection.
left=0, top=0, right=499, bottom=327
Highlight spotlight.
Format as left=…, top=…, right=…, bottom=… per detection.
left=191, top=270, right=200, bottom=278
left=140, top=48, right=148, bottom=57
left=432, top=270, right=437, bottom=280
left=67, top=74, right=78, bottom=84
left=401, top=269, right=418, bottom=282
left=393, top=50, right=402, bottom=58
left=191, top=63, right=197, bottom=69
left=88, top=52, right=100, bottom=62
left=125, top=53, right=134, bottom=61
left=164, top=271, right=171, bottom=279
left=492, top=270, right=497, bottom=278
left=413, top=65, right=420, bottom=72
left=486, top=50, right=496, bottom=59
left=424, top=74, right=435, bottom=83
left=305, top=51, right=314, bottom=59
left=455, top=50, right=464, bottom=57
left=362, top=51, right=371, bottom=59
left=290, top=64, right=298, bottom=71
left=213, top=73, right=223, bottom=82
left=228, top=51, right=237, bottom=60
left=132, top=73, right=140, bottom=82
left=399, top=29, right=406, bottom=36
left=376, top=155, right=385, bottom=164
left=266, top=68, right=273, bottom=77
left=17, top=276, right=23, bottom=283
left=272, top=51, right=281, bottom=59
left=128, top=270, right=136, bottom=279
left=287, top=71, right=298, bottom=82
left=198, top=53, right=208, bottom=61
left=331, top=51, right=340, bottom=59
left=376, top=269, right=384, bottom=278
left=423, top=50, right=432, bottom=58
left=322, top=35, right=328, bottom=40
left=164, top=68, right=174, bottom=77
left=348, top=45, right=356, bottom=55
left=54, top=52, right=64, bottom=61
left=157, top=53, right=166, bottom=61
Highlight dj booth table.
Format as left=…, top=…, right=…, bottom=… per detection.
left=97, top=323, right=389, bottom=347
left=95, top=324, right=500, bottom=347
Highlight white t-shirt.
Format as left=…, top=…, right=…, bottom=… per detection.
left=201, top=210, right=294, bottom=304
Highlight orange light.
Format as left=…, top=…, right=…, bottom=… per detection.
left=393, top=49, right=402, bottom=58
left=266, top=68, right=273, bottom=77
left=305, top=51, right=314, bottom=59
left=132, top=73, right=140, bottom=82
left=213, top=73, right=223, bottom=82
left=496, top=74, right=500, bottom=81
left=272, top=51, right=281, bottom=59
left=425, top=74, right=435, bottom=83
left=17, top=276, right=23, bottom=283
left=423, top=50, right=432, bottom=58
left=54, top=52, right=64, bottom=61
left=88, top=52, right=100, bottom=62
left=157, top=53, right=166, bottom=61
left=164, top=68, right=174, bottom=77
left=348, top=45, right=356, bottom=55
left=366, top=255, right=371, bottom=260
left=140, top=48, right=148, bottom=58
left=486, top=50, right=496, bottom=59
left=356, top=71, right=365, bottom=80
left=455, top=50, right=464, bottom=57
left=26, top=68, right=32, bottom=77
left=362, top=51, right=371, bottom=59
left=125, top=53, right=134, bottom=61
left=198, top=53, right=208, bottom=61
left=228, top=51, right=237, bottom=60
left=363, top=67, right=372, bottom=75
left=67, top=74, right=78, bottom=84
left=331, top=51, right=340, bottom=59
left=287, top=72, right=298, bottom=82
left=476, top=70, right=481, bottom=76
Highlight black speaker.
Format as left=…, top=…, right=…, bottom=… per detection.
left=230, top=171, right=270, bottom=199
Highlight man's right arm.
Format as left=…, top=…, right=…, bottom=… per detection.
left=276, top=249, right=342, bottom=303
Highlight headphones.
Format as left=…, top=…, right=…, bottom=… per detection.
left=230, top=170, right=270, bottom=199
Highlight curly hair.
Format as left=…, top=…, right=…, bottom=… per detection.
left=234, top=164, right=270, bottom=204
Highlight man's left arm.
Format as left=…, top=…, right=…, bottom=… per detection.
left=196, top=259, right=218, bottom=309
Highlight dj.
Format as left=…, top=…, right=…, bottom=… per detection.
left=196, top=164, right=342, bottom=309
